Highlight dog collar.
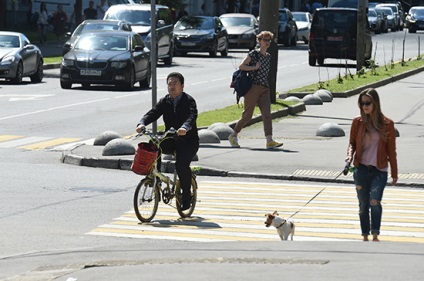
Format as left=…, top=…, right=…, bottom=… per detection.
left=276, top=220, right=286, bottom=229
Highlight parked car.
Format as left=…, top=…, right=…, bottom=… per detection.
left=292, top=11, right=312, bottom=44
left=278, top=8, right=297, bottom=46
left=60, top=30, right=151, bottom=90
left=0, top=31, right=43, bottom=84
left=374, top=7, right=389, bottom=33
left=377, top=3, right=403, bottom=30
left=219, top=13, right=258, bottom=50
left=308, top=8, right=372, bottom=66
left=405, top=6, right=424, bottom=30
left=368, top=8, right=383, bottom=34
left=407, top=7, right=424, bottom=33
left=378, top=6, right=396, bottom=31
left=173, top=16, right=228, bottom=57
left=62, top=20, right=132, bottom=55
left=104, top=4, right=174, bottom=65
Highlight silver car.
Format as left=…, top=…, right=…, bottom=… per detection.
left=219, top=13, right=258, bottom=50
left=292, top=11, right=312, bottom=44
left=0, top=31, right=43, bottom=84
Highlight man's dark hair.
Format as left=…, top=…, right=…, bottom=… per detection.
left=167, top=72, right=184, bottom=85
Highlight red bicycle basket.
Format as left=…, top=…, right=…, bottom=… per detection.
left=131, top=142, right=159, bottom=175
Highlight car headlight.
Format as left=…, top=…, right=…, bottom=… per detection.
left=111, top=61, right=127, bottom=68
left=241, top=32, right=255, bottom=39
left=205, top=33, right=214, bottom=39
left=1, top=55, right=15, bottom=64
left=62, top=58, right=75, bottom=67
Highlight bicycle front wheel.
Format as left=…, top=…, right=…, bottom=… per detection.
left=133, top=178, right=159, bottom=222
left=176, top=175, right=198, bottom=218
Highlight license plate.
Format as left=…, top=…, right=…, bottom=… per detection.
left=181, top=42, right=196, bottom=46
left=80, top=69, right=101, bottom=76
left=327, top=36, right=343, bottom=41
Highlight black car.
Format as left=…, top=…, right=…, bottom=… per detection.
left=173, top=16, right=229, bottom=57
left=0, top=31, right=43, bottom=84
left=104, top=4, right=174, bottom=65
left=278, top=8, right=297, bottom=46
left=62, top=20, right=132, bottom=56
left=308, top=8, right=372, bottom=66
left=60, top=31, right=151, bottom=90
left=407, top=7, right=424, bottom=33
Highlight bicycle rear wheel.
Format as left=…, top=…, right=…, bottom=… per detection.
left=134, top=178, right=159, bottom=222
left=176, top=175, right=198, bottom=218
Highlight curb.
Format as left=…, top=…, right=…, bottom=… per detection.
left=287, top=64, right=424, bottom=98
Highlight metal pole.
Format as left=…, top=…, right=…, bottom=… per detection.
left=151, top=0, right=157, bottom=134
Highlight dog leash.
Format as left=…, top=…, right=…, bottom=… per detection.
left=288, top=185, right=327, bottom=219
left=288, top=167, right=348, bottom=219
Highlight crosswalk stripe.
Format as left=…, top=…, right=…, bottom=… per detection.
left=18, top=138, right=81, bottom=150
left=0, top=135, right=24, bottom=142
left=86, top=181, right=424, bottom=243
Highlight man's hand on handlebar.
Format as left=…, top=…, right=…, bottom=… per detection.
left=136, top=124, right=145, bottom=134
left=177, top=127, right=187, bottom=136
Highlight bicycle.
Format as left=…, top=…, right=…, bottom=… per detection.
left=132, top=128, right=199, bottom=223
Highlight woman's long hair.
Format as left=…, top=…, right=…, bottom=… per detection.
left=358, top=88, right=387, bottom=141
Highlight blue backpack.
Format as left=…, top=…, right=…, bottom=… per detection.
left=230, top=69, right=253, bottom=103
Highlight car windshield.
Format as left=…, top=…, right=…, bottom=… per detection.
left=384, top=8, right=393, bottom=16
left=293, top=13, right=308, bottom=22
left=279, top=12, right=288, bottom=21
left=175, top=17, right=214, bottom=30
left=75, top=35, right=128, bottom=51
left=105, top=10, right=150, bottom=25
left=0, top=35, right=20, bottom=48
left=414, top=9, right=424, bottom=17
left=74, top=23, right=121, bottom=36
left=368, top=10, right=377, bottom=17
left=220, top=17, right=253, bottom=27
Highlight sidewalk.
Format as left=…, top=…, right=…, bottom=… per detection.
left=61, top=69, right=424, bottom=187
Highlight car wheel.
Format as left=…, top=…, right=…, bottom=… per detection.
left=209, top=42, right=217, bottom=57
left=139, top=64, right=151, bottom=89
left=290, top=34, right=297, bottom=47
left=11, top=62, right=23, bottom=84
left=221, top=40, right=228, bottom=57
left=163, top=44, right=173, bottom=66
left=308, top=56, right=316, bottom=66
left=123, top=68, right=135, bottom=90
left=30, top=59, right=43, bottom=83
left=317, top=57, right=324, bottom=66
left=60, top=80, right=72, bottom=89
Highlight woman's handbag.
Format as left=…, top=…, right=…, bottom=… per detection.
left=131, top=142, right=159, bottom=175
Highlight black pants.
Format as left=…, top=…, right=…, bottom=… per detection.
left=157, top=137, right=199, bottom=202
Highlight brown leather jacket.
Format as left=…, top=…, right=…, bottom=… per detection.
left=347, top=116, right=398, bottom=179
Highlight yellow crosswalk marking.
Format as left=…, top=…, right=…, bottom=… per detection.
left=18, top=138, right=81, bottom=150
left=0, top=135, right=24, bottom=142
left=87, top=181, right=424, bottom=243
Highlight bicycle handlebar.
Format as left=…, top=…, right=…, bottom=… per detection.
left=134, top=127, right=176, bottom=144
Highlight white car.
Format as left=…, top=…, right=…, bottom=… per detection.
left=292, top=12, right=312, bottom=44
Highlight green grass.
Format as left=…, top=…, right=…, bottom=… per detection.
left=288, top=57, right=424, bottom=93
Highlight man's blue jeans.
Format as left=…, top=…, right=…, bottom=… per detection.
left=353, top=164, right=388, bottom=236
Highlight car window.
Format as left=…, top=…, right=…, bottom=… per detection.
left=106, top=9, right=151, bottom=25
left=415, top=9, right=424, bottom=17
left=293, top=13, right=308, bottom=22
left=0, top=35, right=20, bottom=48
left=158, top=8, right=172, bottom=25
left=133, top=34, right=144, bottom=49
left=220, top=17, right=253, bottom=27
left=279, top=12, right=287, bottom=21
left=75, top=35, right=127, bottom=51
left=175, top=17, right=214, bottom=30
left=313, top=10, right=357, bottom=31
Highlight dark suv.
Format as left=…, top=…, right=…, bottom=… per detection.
left=104, top=4, right=174, bottom=65
left=308, top=8, right=372, bottom=66
left=278, top=8, right=297, bottom=46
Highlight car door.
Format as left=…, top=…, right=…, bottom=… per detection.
left=21, top=38, right=37, bottom=75
left=132, top=34, right=148, bottom=80
left=215, top=17, right=227, bottom=51
left=156, top=7, right=173, bottom=57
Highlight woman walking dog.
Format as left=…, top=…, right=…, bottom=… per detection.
left=346, top=88, right=398, bottom=242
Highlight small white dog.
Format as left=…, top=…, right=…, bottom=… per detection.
left=264, top=211, right=295, bottom=241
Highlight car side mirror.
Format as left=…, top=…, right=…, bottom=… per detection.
left=134, top=46, right=144, bottom=52
left=157, top=20, right=165, bottom=27
left=63, top=42, right=71, bottom=48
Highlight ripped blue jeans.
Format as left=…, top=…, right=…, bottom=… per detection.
left=353, top=164, right=388, bottom=236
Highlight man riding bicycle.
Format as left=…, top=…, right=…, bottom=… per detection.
left=136, top=72, right=199, bottom=211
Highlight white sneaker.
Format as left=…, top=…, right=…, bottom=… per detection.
left=228, top=134, right=240, bottom=148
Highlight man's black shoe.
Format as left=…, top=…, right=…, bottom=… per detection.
left=181, top=200, right=191, bottom=211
